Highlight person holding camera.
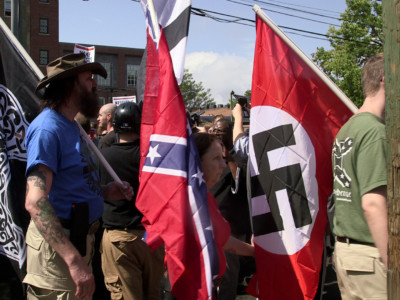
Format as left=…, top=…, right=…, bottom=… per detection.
left=232, top=103, right=250, bottom=161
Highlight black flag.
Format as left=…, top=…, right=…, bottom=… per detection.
left=0, top=17, right=41, bottom=282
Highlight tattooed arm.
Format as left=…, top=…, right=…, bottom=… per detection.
left=25, top=164, right=95, bottom=299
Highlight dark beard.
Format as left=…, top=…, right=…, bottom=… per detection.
left=79, top=87, right=99, bottom=118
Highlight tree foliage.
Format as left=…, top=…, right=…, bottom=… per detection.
left=312, top=0, right=382, bottom=107
left=179, top=69, right=215, bottom=111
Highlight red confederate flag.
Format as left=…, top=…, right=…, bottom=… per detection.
left=247, top=10, right=356, bottom=300
left=136, top=28, right=228, bottom=299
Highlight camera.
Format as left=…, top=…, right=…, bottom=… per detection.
left=237, top=97, right=248, bottom=108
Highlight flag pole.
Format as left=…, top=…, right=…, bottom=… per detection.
left=0, top=17, right=43, bottom=79
left=253, top=5, right=358, bottom=114
left=75, top=121, right=123, bottom=185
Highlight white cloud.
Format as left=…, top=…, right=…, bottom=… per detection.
left=184, top=52, right=253, bottom=105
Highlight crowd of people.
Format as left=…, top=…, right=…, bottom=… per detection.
left=22, top=51, right=388, bottom=300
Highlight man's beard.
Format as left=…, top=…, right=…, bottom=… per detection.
left=79, top=86, right=99, bottom=119
left=97, top=122, right=106, bottom=135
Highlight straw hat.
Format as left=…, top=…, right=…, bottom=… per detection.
left=36, top=53, right=107, bottom=91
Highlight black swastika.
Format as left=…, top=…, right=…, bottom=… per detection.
left=251, top=124, right=312, bottom=236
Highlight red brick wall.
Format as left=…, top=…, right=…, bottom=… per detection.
left=30, top=0, right=59, bottom=74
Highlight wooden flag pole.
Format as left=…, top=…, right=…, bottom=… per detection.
left=383, top=0, right=400, bottom=298
left=75, top=121, right=122, bottom=185
left=252, top=5, right=358, bottom=114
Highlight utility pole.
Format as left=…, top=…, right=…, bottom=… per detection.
left=383, top=1, right=400, bottom=299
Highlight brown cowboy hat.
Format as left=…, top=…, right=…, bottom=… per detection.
left=36, top=53, right=107, bottom=91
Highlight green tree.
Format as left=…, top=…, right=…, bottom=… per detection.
left=313, top=0, right=382, bottom=107
left=179, top=69, right=215, bottom=111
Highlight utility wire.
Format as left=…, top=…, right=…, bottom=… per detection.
left=190, top=7, right=379, bottom=47
left=285, top=31, right=332, bottom=42
left=227, top=0, right=341, bottom=27
left=246, top=0, right=341, bottom=20
left=252, top=0, right=342, bottom=16
left=191, top=7, right=333, bottom=39
left=130, top=0, right=376, bottom=46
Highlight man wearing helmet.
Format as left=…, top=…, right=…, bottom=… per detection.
left=99, top=102, right=165, bottom=300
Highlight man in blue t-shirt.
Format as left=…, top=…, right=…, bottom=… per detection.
left=23, top=53, right=133, bottom=300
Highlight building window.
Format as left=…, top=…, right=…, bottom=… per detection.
left=39, top=0, right=49, bottom=3
left=127, top=64, right=139, bottom=87
left=97, top=62, right=112, bottom=86
left=39, top=50, right=49, bottom=65
left=39, top=18, right=48, bottom=34
left=4, top=0, right=11, bottom=17
left=99, top=97, right=106, bottom=106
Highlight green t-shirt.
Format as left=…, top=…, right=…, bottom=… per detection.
left=332, top=112, right=387, bottom=243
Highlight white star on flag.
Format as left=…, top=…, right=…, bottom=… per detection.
left=192, top=167, right=205, bottom=186
left=147, top=144, right=162, bottom=164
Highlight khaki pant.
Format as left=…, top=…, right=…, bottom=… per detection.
left=101, top=228, right=165, bottom=300
left=23, top=220, right=95, bottom=300
left=334, top=240, right=387, bottom=300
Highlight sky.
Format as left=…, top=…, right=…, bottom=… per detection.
left=59, top=0, right=347, bottom=104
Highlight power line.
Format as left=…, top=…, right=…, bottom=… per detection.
left=191, top=7, right=334, bottom=40
left=130, top=1, right=373, bottom=46
left=190, top=8, right=252, bottom=26
left=190, top=6, right=377, bottom=47
left=245, top=0, right=341, bottom=21
left=131, top=0, right=339, bottom=42
left=255, top=0, right=342, bottom=16
left=285, top=31, right=331, bottom=42
left=191, top=7, right=254, bottom=27
left=227, top=0, right=341, bottom=27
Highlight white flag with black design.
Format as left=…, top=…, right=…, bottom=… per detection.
left=140, top=0, right=191, bottom=84
left=0, top=17, right=41, bottom=282
left=137, top=0, right=191, bottom=104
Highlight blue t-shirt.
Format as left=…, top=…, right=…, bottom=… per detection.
left=26, top=108, right=103, bottom=223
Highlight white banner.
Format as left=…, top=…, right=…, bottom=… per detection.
left=74, top=44, right=95, bottom=63
left=112, top=95, right=137, bottom=106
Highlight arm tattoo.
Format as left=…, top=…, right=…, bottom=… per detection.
left=27, top=168, right=47, bottom=191
left=33, top=197, right=66, bottom=245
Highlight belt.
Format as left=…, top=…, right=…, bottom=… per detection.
left=59, top=218, right=100, bottom=235
left=336, top=236, right=375, bottom=246
left=106, top=226, right=145, bottom=231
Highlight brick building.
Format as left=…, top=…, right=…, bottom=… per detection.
left=1, top=0, right=144, bottom=105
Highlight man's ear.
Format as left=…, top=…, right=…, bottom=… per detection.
left=106, top=113, right=112, bottom=122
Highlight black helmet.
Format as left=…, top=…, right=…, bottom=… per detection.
left=113, top=102, right=141, bottom=133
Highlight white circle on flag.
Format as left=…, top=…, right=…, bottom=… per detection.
left=249, top=105, right=319, bottom=255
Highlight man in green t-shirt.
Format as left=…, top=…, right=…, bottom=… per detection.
left=332, top=53, right=387, bottom=299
